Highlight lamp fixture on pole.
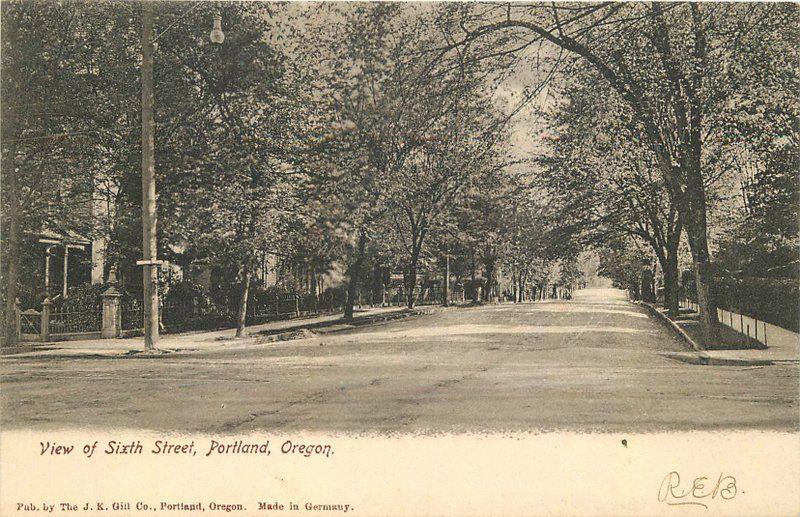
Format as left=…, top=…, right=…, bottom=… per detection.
left=210, top=13, right=225, bottom=44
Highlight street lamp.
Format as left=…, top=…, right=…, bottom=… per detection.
left=210, top=13, right=225, bottom=44
left=139, top=4, right=224, bottom=350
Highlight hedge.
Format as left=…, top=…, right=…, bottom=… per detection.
left=711, top=275, right=799, bottom=332
left=681, top=268, right=798, bottom=332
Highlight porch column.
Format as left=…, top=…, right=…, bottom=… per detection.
left=91, top=238, right=106, bottom=284
left=62, top=245, right=69, bottom=298
left=44, top=246, right=54, bottom=297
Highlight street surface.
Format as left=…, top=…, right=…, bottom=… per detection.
left=1, top=289, right=797, bottom=433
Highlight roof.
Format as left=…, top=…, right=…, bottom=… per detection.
left=33, top=227, right=90, bottom=247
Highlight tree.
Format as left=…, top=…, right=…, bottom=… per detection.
left=597, top=236, right=653, bottom=300
left=450, top=163, right=527, bottom=302
left=383, top=102, right=508, bottom=308
left=502, top=190, right=561, bottom=303
left=711, top=16, right=799, bottom=281
left=311, top=3, right=507, bottom=317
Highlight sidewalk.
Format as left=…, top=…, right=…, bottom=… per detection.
left=702, top=338, right=799, bottom=365
left=645, top=303, right=799, bottom=366
left=708, top=307, right=799, bottom=363
left=1, top=305, right=413, bottom=359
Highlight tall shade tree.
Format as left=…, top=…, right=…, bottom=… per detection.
left=1, top=0, right=142, bottom=344
left=384, top=101, right=509, bottom=308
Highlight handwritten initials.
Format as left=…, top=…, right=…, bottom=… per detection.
left=658, top=471, right=737, bottom=509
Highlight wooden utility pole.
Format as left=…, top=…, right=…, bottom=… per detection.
left=139, top=2, right=160, bottom=350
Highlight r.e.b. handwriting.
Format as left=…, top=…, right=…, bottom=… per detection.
left=658, top=471, right=737, bottom=509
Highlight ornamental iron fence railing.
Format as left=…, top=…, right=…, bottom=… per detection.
left=48, top=303, right=102, bottom=334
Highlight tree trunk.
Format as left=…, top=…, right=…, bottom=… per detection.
left=511, top=270, right=518, bottom=303
left=344, top=229, right=367, bottom=320
left=235, top=263, right=251, bottom=338
left=442, top=252, right=450, bottom=307
left=405, top=227, right=427, bottom=309
left=630, top=279, right=641, bottom=301
left=2, top=114, right=19, bottom=346
left=470, top=250, right=478, bottom=302
left=2, top=171, right=20, bottom=346
left=470, top=249, right=476, bottom=281
left=681, top=159, right=720, bottom=343
left=310, top=268, right=318, bottom=297
left=663, top=231, right=681, bottom=318
left=641, top=266, right=655, bottom=303
left=405, top=260, right=417, bottom=309
left=685, top=224, right=719, bottom=343
left=483, top=257, right=495, bottom=302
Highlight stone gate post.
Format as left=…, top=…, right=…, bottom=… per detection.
left=101, top=286, right=122, bottom=338
left=41, top=297, right=52, bottom=342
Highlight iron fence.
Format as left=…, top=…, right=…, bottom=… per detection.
left=247, top=293, right=301, bottom=324
left=162, top=299, right=200, bottom=332
left=121, top=299, right=143, bottom=331
left=49, top=304, right=102, bottom=334
left=103, top=284, right=470, bottom=337
left=415, top=286, right=443, bottom=306
left=385, top=286, right=447, bottom=307
left=299, top=293, right=319, bottom=314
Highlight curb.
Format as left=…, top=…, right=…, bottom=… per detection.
left=633, top=301, right=710, bottom=359
left=260, top=308, right=433, bottom=341
left=657, top=351, right=774, bottom=367
left=633, top=301, right=712, bottom=366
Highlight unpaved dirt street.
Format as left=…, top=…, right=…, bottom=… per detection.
left=1, top=289, right=797, bottom=433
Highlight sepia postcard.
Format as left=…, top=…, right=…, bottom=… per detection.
left=1, top=1, right=798, bottom=515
